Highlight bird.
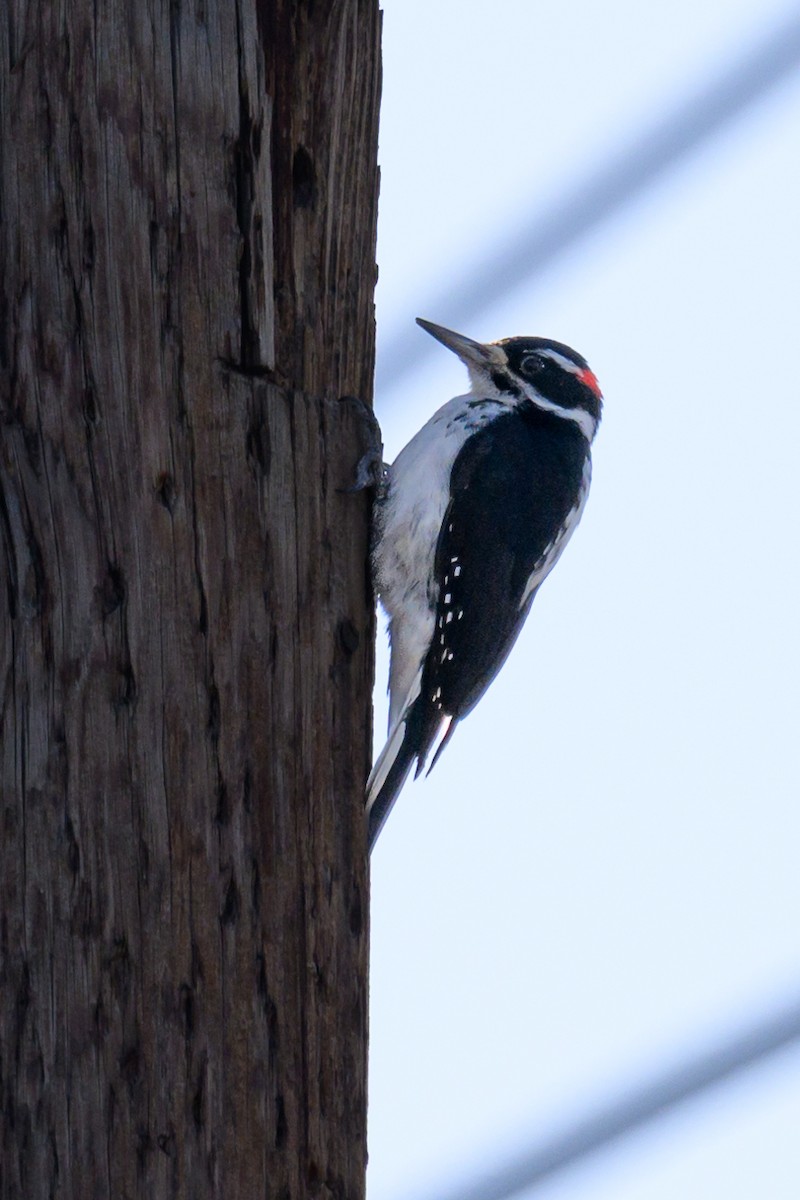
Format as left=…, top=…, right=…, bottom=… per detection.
left=366, top=318, right=603, bottom=851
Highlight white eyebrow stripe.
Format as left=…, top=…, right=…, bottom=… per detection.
left=539, top=348, right=583, bottom=374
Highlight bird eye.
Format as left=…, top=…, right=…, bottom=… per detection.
left=521, top=353, right=546, bottom=376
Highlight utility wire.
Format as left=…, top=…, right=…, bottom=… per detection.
left=376, top=8, right=800, bottom=394
left=378, top=11, right=800, bottom=1200
left=416, top=992, right=800, bottom=1200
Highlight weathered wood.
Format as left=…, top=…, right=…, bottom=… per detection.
left=0, top=2, right=380, bottom=1196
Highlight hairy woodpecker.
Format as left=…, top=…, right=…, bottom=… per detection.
left=366, top=318, right=602, bottom=851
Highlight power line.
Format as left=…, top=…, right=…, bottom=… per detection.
left=376, top=8, right=800, bottom=394
left=416, top=992, right=800, bottom=1200
left=376, top=11, right=800, bottom=1200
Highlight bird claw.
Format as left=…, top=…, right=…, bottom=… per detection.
left=339, top=395, right=387, bottom=495
left=348, top=447, right=388, bottom=493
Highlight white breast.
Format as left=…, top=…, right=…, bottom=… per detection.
left=373, top=393, right=508, bottom=727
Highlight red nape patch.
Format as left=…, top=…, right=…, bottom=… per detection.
left=578, top=367, right=602, bottom=399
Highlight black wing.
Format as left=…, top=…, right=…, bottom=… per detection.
left=407, top=406, right=588, bottom=769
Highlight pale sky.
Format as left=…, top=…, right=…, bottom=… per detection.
left=368, top=3, right=800, bottom=1198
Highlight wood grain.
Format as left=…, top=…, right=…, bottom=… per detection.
left=0, top=1, right=381, bottom=1195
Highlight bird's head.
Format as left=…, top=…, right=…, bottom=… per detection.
left=416, top=318, right=603, bottom=441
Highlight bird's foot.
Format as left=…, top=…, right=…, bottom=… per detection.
left=339, top=396, right=387, bottom=496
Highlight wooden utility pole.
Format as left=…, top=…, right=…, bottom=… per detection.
left=0, top=2, right=380, bottom=1196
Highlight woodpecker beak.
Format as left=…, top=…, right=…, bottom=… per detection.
left=416, top=318, right=498, bottom=370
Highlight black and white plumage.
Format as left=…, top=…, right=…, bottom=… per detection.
left=366, top=319, right=603, bottom=851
